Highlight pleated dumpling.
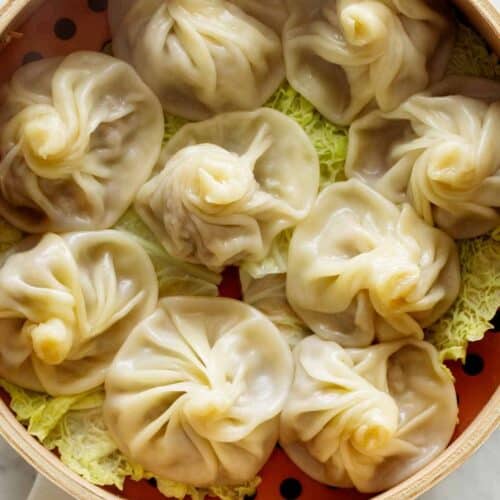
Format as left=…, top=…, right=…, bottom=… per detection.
left=0, top=231, right=158, bottom=396
left=0, top=51, right=164, bottom=233
left=283, top=0, right=455, bottom=125
left=104, top=297, right=293, bottom=486
left=135, top=108, right=319, bottom=270
left=346, top=76, right=500, bottom=238
left=286, top=180, right=460, bottom=347
left=109, top=0, right=287, bottom=120
left=280, top=336, right=457, bottom=492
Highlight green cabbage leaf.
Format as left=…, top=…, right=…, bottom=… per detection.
left=427, top=231, right=500, bottom=361
left=447, top=21, right=500, bottom=80
left=265, top=83, right=348, bottom=189
left=157, top=477, right=261, bottom=500
left=240, top=228, right=292, bottom=279
left=0, top=380, right=141, bottom=489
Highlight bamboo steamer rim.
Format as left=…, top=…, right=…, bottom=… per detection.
left=453, top=0, right=500, bottom=53
left=0, top=0, right=499, bottom=499
left=0, top=389, right=498, bottom=500
left=0, top=0, right=43, bottom=35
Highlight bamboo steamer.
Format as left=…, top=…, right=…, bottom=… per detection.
left=0, top=1, right=498, bottom=499
left=454, top=0, right=500, bottom=53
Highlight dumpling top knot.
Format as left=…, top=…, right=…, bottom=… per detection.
left=22, top=318, right=74, bottom=366
left=2, top=103, right=87, bottom=181
left=339, top=1, right=389, bottom=49
left=193, top=146, right=256, bottom=206
left=425, top=141, right=477, bottom=188
left=184, top=126, right=271, bottom=210
left=370, top=242, right=421, bottom=310
left=19, top=107, right=74, bottom=159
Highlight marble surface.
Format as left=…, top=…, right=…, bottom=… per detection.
left=0, top=436, right=36, bottom=500
left=1, top=430, right=499, bottom=499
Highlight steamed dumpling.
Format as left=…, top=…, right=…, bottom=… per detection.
left=0, top=51, right=164, bottom=233
left=286, top=180, right=460, bottom=347
left=135, top=108, right=319, bottom=270
left=283, top=0, right=455, bottom=125
left=0, top=231, right=158, bottom=396
left=280, top=336, right=458, bottom=492
left=109, top=0, right=287, bottom=120
left=104, top=297, right=293, bottom=486
left=346, top=76, right=500, bottom=238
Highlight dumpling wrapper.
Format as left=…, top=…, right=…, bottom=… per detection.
left=283, top=0, right=455, bottom=125
left=280, top=335, right=458, bottom=492
left=135, top=108, right=319, bottom=271
left=104, top=297, right=293, bottom=487
left=0, top=231, right=158, bottom=396
left=109, top=0, right=287, bottom=120
left=0, top=51, right=164, bottom=233
left=286, top=179, right=460, bottom=347
left=346, top=76, right=500, bottom=238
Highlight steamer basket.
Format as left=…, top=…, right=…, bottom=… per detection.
left=0, top=1, right=499, bottom=499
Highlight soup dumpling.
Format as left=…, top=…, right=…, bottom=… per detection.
left=0, top=231, right=158, bottom=396
left=0, top=51, right=164, bottom=233
left=286, top=180, right=460, bottom=347
left=283, top=0, right=455, bottom=125
left=346, top=76, right=500, bottom=238
left=109, top=0, right=287, bottom=120
left=135, top=108, right=319, bottom=270
left=104, top=297, right=293, bottom=486
left=280, top=336, right=457, bottom=492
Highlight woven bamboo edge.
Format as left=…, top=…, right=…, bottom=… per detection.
left=375, top=387, right=500, bottom=499
left=0, top=388, right=498, bottom=500
left=454, top=0, right=500, bottom=54
left=0, top=0, right=43, bottom=36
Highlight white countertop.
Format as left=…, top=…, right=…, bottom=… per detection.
left=1, top=430, right=499, bottom=499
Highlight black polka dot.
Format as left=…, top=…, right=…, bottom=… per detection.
left=147, top=477, right=157, bottom=487
left=491, top=310, right=500, bottom=331
left=54, top=18, right=77, bottom=40
left=280, top=478, right=302, bottom=499
left=244, top=494, right=257, bottom=500
left=88, top=0, right=108, bottom=12
left=22, top=51, right=43, bottom=65
left=463, top=353, right=484, bottom=376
